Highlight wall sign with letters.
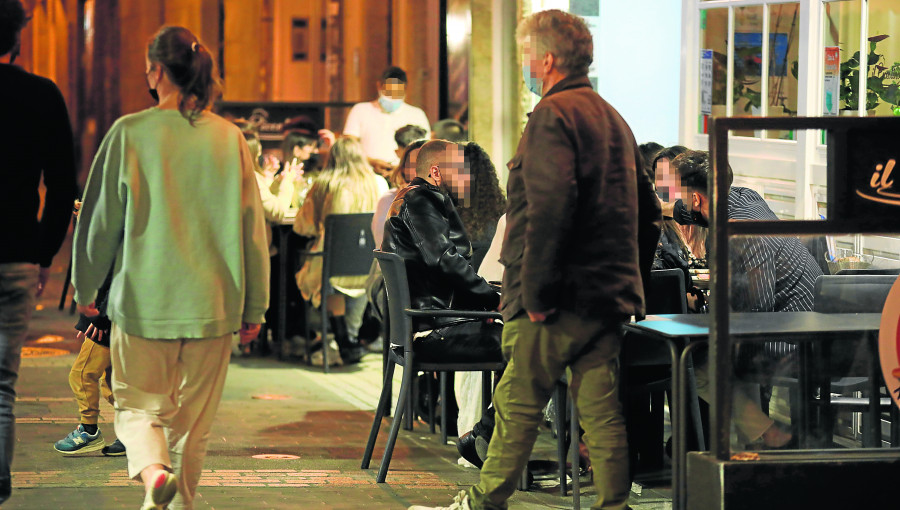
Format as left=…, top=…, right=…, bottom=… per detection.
left=827, top=119, right=900, bottom=230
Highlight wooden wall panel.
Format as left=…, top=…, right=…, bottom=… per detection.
left=223, top=0, right=268, bottom=100
left=118, top=0, right=163, bottom=116
left=341, top=0, right=389, bottom=104
left=392, top=0, right=440, bottom=125
left=272, top=0, right=325, bottom=101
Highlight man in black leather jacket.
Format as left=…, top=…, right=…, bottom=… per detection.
left=381, top=140, right=502, bottom=364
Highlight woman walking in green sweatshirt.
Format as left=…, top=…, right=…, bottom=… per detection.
left=72, top=26, right=269, bottom=510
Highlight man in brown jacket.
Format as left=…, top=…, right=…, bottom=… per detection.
left=410, top=9, right=661, bottom=510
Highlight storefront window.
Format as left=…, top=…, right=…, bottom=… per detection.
left=732, top=6, right=764, bottom=138
left=766, top=2, right=800, bottom=139
left=698, top=3, right=802, bottom=139
left=699, top=8, right=728, bottom=134
left=824, top=0, right=863, bottom=116
left=867, top=0, right=900, bottom=116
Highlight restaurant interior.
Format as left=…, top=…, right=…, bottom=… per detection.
left=12, top=0, right=900, bottom=509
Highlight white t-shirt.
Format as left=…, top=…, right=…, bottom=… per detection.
left=371, top=188, right=398, bottom=249
left=343, top=100, right=430, bottom=165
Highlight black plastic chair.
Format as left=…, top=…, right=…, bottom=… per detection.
left=301, top=213, right=376, bottom=373
left=622, top=268, right=691, bottom=479
left=361, top=250, right=505, bottom=483
left=835, top=267, right=900, bottom=276
left=812, top=274, right=899, bottom=446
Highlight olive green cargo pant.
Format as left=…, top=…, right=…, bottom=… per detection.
left=468, top=312, right=630, bottom=510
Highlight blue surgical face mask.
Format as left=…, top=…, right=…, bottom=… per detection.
left=378, top=95, right=404, bottom=113
left=522, top=64, right=543, bottom=97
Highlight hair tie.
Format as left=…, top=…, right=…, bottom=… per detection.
left=191, top=41, right=199, bottom=52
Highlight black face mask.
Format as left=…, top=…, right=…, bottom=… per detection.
left=690, top=209, right=709, bottom=227
left=148, top=88, right=159, bottom=102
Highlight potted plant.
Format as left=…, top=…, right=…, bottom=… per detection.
left=840, top=35, right=900, bottom=115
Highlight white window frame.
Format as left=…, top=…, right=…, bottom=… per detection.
left=680, top=0, right=900, bottom=265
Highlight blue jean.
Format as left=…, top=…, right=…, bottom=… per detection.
left=0, top=263, right=38, bottom=503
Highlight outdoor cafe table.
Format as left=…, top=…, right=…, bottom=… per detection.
left=623, top=311, right=882, bottom=510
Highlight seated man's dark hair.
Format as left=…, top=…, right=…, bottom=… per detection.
left=381, top=66, right=408, bottom=84
left=672, top=150, right=734, bottom=193
left=394, top=124, right=428, bottom=149
left=639, top=142, right=663, bottom=165
left=432, top=118, right=467, bottom=143
left=416, top=140, right=453, bottom=178
left=649, top=145, right=689, bottom=180
left=0, top=0, right=28, bottom=57
left=282, top=130, right=317, bottom=157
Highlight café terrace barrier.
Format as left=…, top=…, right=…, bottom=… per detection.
left=686, top=116, right=900, bottom=510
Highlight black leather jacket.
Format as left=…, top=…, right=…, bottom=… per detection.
left=382, top=177, right=500, bottom=331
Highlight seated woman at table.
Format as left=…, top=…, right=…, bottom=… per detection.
left=236, top=120, right=295, bottom=228
left=282, top=118, right=331, bottom=207
left=234, top=121, right=296, bottom=356
left=650, top=145, right=707, bottom=312
left=294, top=136, right=389, bottom=365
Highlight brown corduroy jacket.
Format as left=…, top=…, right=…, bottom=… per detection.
left=500, top=75, right=662, bottom=323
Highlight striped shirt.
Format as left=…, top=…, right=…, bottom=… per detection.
left=728, top=187, right=822, bottom=313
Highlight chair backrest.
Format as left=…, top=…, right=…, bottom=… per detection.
left=322, top=213, right=376, bottom=282
left=373, top=250, right=413, bottom=352
left=814, top=274, right=898, bottom=313
left=835, top=268, right=900, bottom=276
left=646, top=268, right=688, bottom=314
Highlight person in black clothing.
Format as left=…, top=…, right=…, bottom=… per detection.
left=382, top=140, right=502, bottom=363
left=0, top=1, right=78, bottom=503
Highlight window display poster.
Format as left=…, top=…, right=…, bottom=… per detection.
left=700, top=49, right=713, bottom=116
left=824, top=46, right=840, bottom=116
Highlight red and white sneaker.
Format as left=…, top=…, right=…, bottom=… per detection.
left=141, top=470, right=177, bottom=510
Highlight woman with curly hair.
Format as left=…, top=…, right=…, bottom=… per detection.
left=456, top=142, right=506, bottom=271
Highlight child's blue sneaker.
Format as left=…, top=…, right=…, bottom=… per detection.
left=53, top=424, right=105, bottom=455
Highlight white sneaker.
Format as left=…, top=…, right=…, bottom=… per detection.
left=408, top=490, right=472, bottom=510
left=310, top=340, right=343, bottom=367
left=141, top=470, right=177, bottom=510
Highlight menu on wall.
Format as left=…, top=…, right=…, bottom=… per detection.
left=700, top=49, right=713, bottom=116
left=824, top=47, right=841, bottom=116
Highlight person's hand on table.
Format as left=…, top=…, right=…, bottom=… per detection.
left=239, top=323, right=261, bottom=345
left=77, top=302, right=100, bottom=318
left=36, top=267, right=50, bottom=297
left=527, top=308, right=557, bottom=323
left=76, top=323, right=105, bottom=343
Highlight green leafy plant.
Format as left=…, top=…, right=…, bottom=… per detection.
left=733, top=45, right=762, bottom=112
left=840, top=35, right=900, bottom=112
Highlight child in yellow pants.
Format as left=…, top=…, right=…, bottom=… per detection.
left=54, top=271, right=125, bottom=456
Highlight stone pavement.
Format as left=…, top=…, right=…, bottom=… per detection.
left=5, top=241, right=673, bottom=509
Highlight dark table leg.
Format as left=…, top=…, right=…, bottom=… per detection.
left=675, top=340, right=706, bottom=510
left=277, top=225, right=289, bottom=360
left=865, top=334, right=881, bottom=448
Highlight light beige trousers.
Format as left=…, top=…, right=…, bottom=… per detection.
left=694, top=362, right=773, bottom=443
left=110, top=324, right=232, bottom=510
